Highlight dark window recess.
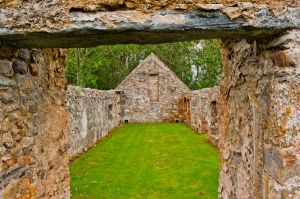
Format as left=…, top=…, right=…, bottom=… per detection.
left=125, top=120, right=129, bottom=124
left=108, top=104, right=113, bottom=119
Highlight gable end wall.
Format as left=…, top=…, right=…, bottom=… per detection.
left=117, top=55, right=190, bottom=123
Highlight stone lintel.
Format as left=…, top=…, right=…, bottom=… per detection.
left=0, top=8, right=299, bottom=48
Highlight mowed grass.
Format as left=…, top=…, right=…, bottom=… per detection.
left=70, top=123, right=220, bottom=199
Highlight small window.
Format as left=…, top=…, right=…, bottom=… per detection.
left=210, top=101, right=217, bottom=117
left=124, top=120, right=129, bottom=124
left=108, top=104, right=113, bottom=119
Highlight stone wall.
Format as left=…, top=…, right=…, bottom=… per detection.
left=219, top=30, right=300, bottom=198
left=183, top=87, right=220, bottom=146
left=0, top=47, right=69, bottom=198
left=117, top=54, right=190, bottom=123
left=67, top=86, right=121, bottom=159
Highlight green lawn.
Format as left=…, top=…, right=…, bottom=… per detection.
left=70, top=123, right=220, bottom=199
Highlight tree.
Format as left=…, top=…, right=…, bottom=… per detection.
left=65, top=40, right=222, bottom=90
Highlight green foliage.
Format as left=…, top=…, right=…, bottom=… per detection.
left=65, top=40, right=222, bottom=90
left=70, top=123, right=220, bottom=199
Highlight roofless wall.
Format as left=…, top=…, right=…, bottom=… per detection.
left=0, top=1, right=299, bottom=198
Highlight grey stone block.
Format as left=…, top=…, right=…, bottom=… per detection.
left=0, top=60, right=13, bottom=77
left=12, top=60, right=27, bottom=75
left=0, top=75, right=16, bottom=87
left=18, top=49, right=31, bottom=61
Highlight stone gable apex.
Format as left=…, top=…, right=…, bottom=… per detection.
left=116, top=53, right=190, bottom=91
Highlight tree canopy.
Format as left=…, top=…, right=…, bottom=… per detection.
left=65, top=40, right=222, bottom=90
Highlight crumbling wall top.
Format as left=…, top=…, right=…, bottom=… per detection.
left=2, top=0, right=299, bottom=12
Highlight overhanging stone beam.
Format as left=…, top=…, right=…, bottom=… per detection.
left=0, top=6, right=299, bottom=48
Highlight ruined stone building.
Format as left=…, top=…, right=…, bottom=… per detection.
left=67, top=54, right=220, bottom=160
left=67, top=54, right=210, bottom=159
left=0, top=1, right=299, bottom=198
left=117, top=54, right=190, bottom=123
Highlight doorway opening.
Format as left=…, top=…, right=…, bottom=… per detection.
left=66, top=40, right=222, bottom=198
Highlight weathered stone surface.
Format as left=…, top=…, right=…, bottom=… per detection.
left=0, top=47, right=69, bottom=199
left=18, top=49, right=31, bottom=61
left=29, top=63, right=38, bottom=76
left=0, top=2, right=298, bottom=198
left=264, top=147, right=284, bottom=169
left=12, top=60, right=27, bottom=75
left=67, top=86, right=121, bottom=159
left=1, top=0, right=299, bottom=11
left=117, top=54, right=189, bottom=123
left=183, top=86, right=220, bottom=146
left=0, top=47, right=18, bottom=58
left=219, top=30, right=300, bottom=198
left=196, top=4, right=224, bottom=11
left=65, top=0, right=300, bottom=13
left=0, top=2, right=299, bottom=48
left=28, top=104, right=38, bottom=113
left=0, top=75, right=15, bottom=87
left=2, top=133, right=14, bottom=149
left=0, top=90, right=16, bottom=104
left=0, top=60, right=13, bottom=77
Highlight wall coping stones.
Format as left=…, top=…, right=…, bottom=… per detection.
left=67, top=86, right=121, bottom=98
